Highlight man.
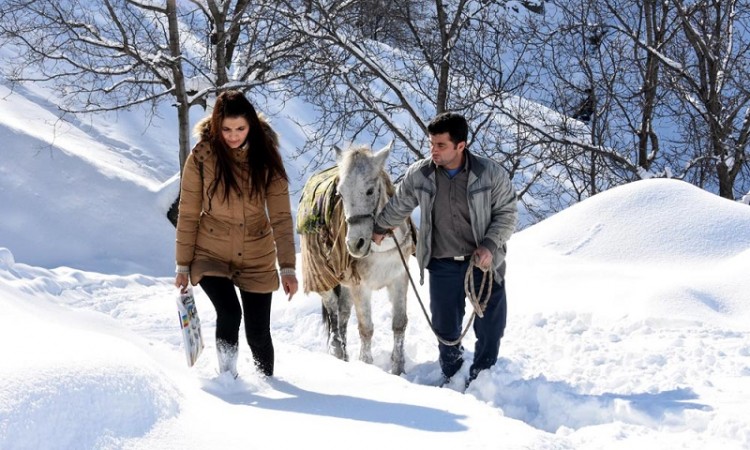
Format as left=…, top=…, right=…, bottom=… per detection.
left=372, top=112, right=517, bottom=386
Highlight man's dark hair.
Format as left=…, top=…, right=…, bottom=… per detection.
left=427, top=112, right=469, bottom=145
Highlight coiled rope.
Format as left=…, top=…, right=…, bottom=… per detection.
left=390, top=231, right=493, bottom=346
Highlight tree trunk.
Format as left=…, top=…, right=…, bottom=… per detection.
left=434, top=0, right=450, bottom=113
left=167, top=0, right=191, bottom=227
left=208, top=0, right=229, bottom=87
left=637, top=0, right=666, bottom=171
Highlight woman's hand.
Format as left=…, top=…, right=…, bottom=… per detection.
left=281, top=274, right=298, bottom=301
left=175, top=273, right=190, bottom=294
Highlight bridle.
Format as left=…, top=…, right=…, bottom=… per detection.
left=337, top=180, right=384, bottom=259
left=344, top=211, right=376, bottom=225
left=341, top=182, right=381, bottom=227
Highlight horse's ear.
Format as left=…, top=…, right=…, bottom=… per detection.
left=373, top=141, right=393, bottom=169
left=334, top=145, right=344, bottom=162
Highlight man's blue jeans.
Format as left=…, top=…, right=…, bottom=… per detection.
left=427, top=257, right=507, bottom=379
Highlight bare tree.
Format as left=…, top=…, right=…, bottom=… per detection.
left=275, top=0, right=535, bottom=186
left=0, top=0, right=197, bottom=170
left=599, top=0, right=750, bottom=199
left=0, top=0, right=302, bottom=224
left=492, top=0, right=642, bottom=212
left=5, top=0, right=746, bottom=230
left=600, top=0, right=679, bottom=174
left=487, top=0, right=749, bottom=219
left=664, top=0, right=750, bottom=199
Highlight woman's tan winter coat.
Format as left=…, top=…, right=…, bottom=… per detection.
left=175, top=116, right=296, bottom=293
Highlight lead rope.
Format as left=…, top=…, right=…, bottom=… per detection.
left=390, top=230, right=493, bottom=347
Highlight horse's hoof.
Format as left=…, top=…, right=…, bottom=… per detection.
left=328, top=335, right=348, bottom=361
left=330, top=346, right=348, bottom=361
left=391, top=357, right=405, bottom=375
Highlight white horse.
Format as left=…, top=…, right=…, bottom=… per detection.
left=297, top=143, right=415, bottom=375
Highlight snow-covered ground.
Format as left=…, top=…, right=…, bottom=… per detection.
left=2, top=77, right=750, bottom=449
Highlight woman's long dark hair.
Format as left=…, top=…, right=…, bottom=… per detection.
left=207, top=90, right=288, bottom=202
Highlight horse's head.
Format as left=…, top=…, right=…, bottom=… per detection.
left=335, top=142, right=392, bottom=258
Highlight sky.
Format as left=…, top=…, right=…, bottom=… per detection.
left=2, top=70, right=750, bottom=450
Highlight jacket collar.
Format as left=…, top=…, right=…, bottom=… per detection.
left=420, top=149, right=487, bottom=180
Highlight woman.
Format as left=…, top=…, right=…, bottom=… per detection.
left=174, top=90, right=298, bottom=378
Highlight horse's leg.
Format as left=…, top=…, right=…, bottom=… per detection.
left=321, top=286, right=350, bottom=361
left=351, top=285, right=374, bottom=364
left=336, top=285, right=353, bottom=361
left=387, top=274, right=409, bottom=375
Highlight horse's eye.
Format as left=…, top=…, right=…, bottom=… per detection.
left=366, top=188, right=375, bottom=196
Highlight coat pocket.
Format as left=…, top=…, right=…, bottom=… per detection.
left=197, top=214, right=231, bottom=240
left=242, top=226, right=276, bottom=268
left=195, top=214, right=232, bottom=259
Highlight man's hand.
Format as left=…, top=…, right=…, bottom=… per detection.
left=372, top=232, right=386, bottom=245
left=472, top=247, right=493, bottom=272
left=281, top=274, right=298, bottom=301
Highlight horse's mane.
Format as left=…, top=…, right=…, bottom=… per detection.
left=337, top=145, right=373, bottom=171
left=338, top=145, right=396, bottom=196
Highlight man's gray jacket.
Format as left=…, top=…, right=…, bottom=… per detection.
left=375, top=151, right=518, bottom=284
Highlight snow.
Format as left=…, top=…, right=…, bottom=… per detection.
left=2, top=78, right=750, bottom=450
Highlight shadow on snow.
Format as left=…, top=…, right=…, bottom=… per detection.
left=201, top=377, right=469, bottom=432
left=495, top=375, right=710, bottom=432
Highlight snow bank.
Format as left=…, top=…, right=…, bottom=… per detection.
left=508, top=178, right=750, bottom=325
left=0, top=253, right=181, bottom=449
left=513, top=178, right=750, bottom=264
left=1, top=123, right=175, bottom=276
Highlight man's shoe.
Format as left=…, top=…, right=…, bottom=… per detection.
left=465, top=367, right=483, bottom=389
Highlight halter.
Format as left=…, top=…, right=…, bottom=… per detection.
left=342, top=182, right=381, bottom=226
left=336, top=180, right=384, bottom=259
left=344, top=212, right=375, bottom=225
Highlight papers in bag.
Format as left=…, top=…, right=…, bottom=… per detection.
left=176, top=286, right=204, bottom=367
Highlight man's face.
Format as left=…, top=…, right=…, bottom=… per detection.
left=429, top=132, right=465, bottom=170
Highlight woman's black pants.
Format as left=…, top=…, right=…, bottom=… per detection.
left=199, top=276, right=274, bottom=376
